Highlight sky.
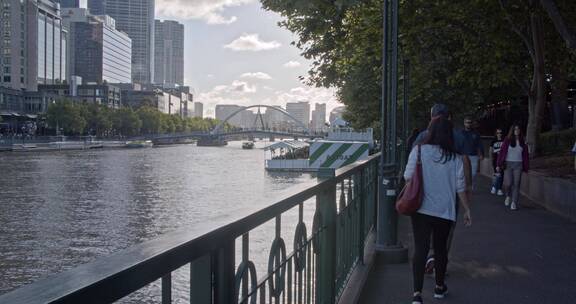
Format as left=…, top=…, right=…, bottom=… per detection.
left=155, top=0, right=341, bottom=118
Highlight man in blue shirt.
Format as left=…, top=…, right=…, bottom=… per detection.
left=455, top=117, right=484, bottom=188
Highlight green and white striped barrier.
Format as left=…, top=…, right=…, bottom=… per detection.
left=309, top=141, right=369, bottom=169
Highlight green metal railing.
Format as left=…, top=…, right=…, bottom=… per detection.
left=0, top=154, right=380, bottom=304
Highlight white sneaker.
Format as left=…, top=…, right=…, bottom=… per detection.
left=504, top=196, right=511, bottom=207
left=491, top=187, right=496, bottom=194
left=511, top=202, right=518, bottom=210
left=497, top=190, right=504, bottom=196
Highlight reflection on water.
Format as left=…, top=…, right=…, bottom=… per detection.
left=0, top=141, right=315, bottom=299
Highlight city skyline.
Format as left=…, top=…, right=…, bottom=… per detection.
left=154, top=0, right=341, bottom=118
left=1, top=0, right=342, bottom=122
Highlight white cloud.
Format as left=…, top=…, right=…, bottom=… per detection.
left=283, top=61, right=302, bottom=68
left=231, top=80, right=257, bottom=93
left=196, top=80, right=258, bottom=116
left=240, top=72, right=272, bottom=80
left=224, top=34, right=281, bottom=51
left=155, top=0, right=255, bottom=24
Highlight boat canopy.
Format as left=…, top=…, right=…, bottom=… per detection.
left=264, top=140, right=308, bottom=151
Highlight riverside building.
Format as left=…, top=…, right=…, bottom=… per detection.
left=1, top=0, right=68, bottom=91
left=88, top=0, right=155, bottom=84
left=61, top=8, right=132, bottom=84
left=154, top=19, right=184, bottom=88
left=311, top=103, right=327, bottom=133
left=286, top=101, right=311, bottom=130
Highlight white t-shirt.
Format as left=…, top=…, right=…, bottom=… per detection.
left=404, top=145, right=466, bottom=222
left=506, top=142, right=523, bottom=162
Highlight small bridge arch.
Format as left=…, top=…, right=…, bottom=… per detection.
left=211, top=105, right=310, bottom=135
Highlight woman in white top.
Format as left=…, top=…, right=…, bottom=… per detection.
left=496, top=124, right=530, bottom=210
left=404, top=117, right=471, bottom=304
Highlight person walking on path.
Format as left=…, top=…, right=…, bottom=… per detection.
left=411, top=103, right=472, bottom=276
left=454, top=116, right=484, bottom=189
left=404, top=118, right=472, bottom=304
left=497, top=124, right=530, bottom=211
left=490, top=129, right=505, bottom=195
left=572, top=140, right=576, bottom=173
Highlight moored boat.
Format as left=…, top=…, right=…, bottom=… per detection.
left=125, top=140, right=153, bottom=148
left=242, top=141, right=255, bottom=149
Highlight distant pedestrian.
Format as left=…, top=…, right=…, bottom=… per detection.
left=572, top=140, right=576, bottom=173
left=497, top=125, right=530, bottom=211
left=454, top=116, right=484, bottom=189
left=404, top=117, right=472, bottom=304
left=490, top=129, right=505, bottom=195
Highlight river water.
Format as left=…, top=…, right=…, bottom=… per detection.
left=0, top=141, right=317, bottom=301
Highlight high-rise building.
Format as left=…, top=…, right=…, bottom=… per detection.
left=58, top=0, right=87, bottom=8
left=263, top=106, right=286, bottom=130
left=286, top=101, right=310, bottom=129
left=88, top=0, right=155, bottom=84
left=329, top=106, right=346, bottom=124
left=215, top=104, right=243, bottom=127
left=0, top=0, right=68, bottom=91
left=311, top=103, right=326, bottom=132
left=62, top=8, right=132, bottom=84
left=154, top=19, right=184, bottom=87
left=194, top=102, right=203, bottom=118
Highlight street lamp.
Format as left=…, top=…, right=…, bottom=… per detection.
left=376, top=0, right=408, bottom=263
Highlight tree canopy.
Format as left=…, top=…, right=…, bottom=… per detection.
left=262, top=0, right=576, bottom=153
left=46, top=100, right=222, bottom=137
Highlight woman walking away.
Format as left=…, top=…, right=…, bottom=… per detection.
left=490, top=129, right=505, bottom=195
left=404, top=118, right=472, bottom=304
left=497, top=125, right=530, bottom=211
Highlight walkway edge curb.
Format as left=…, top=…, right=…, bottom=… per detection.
left=338, top=230, right=377, bottom=304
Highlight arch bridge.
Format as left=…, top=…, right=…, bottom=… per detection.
left=211, top=105, right=310, bottom=135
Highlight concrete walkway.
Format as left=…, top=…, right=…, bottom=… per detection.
left=360, top=176, right=576, bottom=304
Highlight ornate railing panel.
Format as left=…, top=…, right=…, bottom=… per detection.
left=0, top=154, right=380, bottom=304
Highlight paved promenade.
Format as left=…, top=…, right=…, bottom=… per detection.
left=360, top=176, right=576, bottom=304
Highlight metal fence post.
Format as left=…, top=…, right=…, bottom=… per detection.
left=316, top=181, right=337, bottom=304
left=214, top=242, right=235, bottom=304
left=190, top=255, right=212, bottom=304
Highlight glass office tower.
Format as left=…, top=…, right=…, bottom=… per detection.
left=154, top=19, right=184, bottom=87
left=88, top=0, right=154, bottom=84
left=63, top=9, right=132, bottom=84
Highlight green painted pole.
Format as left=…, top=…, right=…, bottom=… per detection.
left=315, top=181, right=337, bottom=304
left=190, top=255, right=212, bottom=304
left=376, top=0, right=408, bottom=263
left=214, top=242, right=235, bottom=304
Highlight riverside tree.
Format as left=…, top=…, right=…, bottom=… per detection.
left=262, top=0, right=576, bottom=155
left=45, top=101, right=225, bottom=137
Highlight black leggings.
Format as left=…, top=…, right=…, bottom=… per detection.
left=411, top=213, right=453, bottom=293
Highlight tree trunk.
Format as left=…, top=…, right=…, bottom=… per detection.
left=539, top=0, right=576, bottom=52
left=526, top=11, right=546, bottom=156
left=550, top=64, right=569, bottom=130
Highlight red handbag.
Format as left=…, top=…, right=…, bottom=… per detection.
left=396, top=145, right=423, bottom=215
